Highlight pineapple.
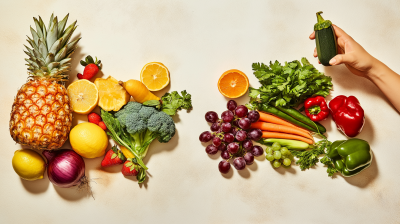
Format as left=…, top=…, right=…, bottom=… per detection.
left=9, top=14, right=80, bottom=150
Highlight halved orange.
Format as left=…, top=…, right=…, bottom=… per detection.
left=67, top=79, right=99, bottom=114
left=218, top=69, right=249, bottom=98
left=140, top=62, right=170, bottom=91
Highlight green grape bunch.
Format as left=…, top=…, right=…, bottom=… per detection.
left=265, top=142, right=294, bottom=168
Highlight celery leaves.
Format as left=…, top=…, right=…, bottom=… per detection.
left=250, top=57, right=333, bottom=108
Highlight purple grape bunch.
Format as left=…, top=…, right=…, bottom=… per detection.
left=199, top=99, right=264, bottom=174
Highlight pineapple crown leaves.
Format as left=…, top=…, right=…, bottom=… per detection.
left=24, top=13, right=81, bottom=81
left=80, top=55, right=102, bottom=70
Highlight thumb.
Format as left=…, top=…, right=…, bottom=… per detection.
left=329, top=54, right=354, bottom=66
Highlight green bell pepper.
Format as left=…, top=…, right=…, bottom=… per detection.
left=326, top=138, right=372, bottom=177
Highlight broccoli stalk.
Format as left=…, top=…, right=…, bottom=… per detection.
left=100, top=110, right=148, bottom=170
left=101, top=102, right=176, bottom=184
left=129, top=130, right=157, bottom=158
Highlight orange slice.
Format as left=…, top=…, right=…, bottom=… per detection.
left=218, top=69, right=249, bottom=98
left=140, top=62, right=170, bottom=91
left=67, top=79, right=99, bottom=114
left=94, top=76, right=130, bottom=111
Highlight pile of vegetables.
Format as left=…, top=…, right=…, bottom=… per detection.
left=101, top=90, right=192, bottom=183
left=245, top=55, right=371, bottom=178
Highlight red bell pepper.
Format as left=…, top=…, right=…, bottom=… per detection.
left=304, top=96, right=329, bottom=122
left=329, top=95, right=365, bottom=137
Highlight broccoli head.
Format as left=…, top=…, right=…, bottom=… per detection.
left=126, top=113, right=147, bottom=134
left=115, top=102, right=142, bottom=118
left=113, top=101, right=176, bottom=157
left=148, top=111, right=175, bottom=143
left=115, top=102, right=143, bottom=128
left=138, top=106, right=158, bottom=122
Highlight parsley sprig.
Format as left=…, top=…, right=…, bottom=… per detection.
left=289, top=139, right=330, bottom=171
left=320, top=155, right=339, bottom=176
left=143, top=90, right=193, bottom=116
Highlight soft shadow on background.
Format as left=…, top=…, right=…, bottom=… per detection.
left=344, top=151, right=378, bottom=188
left=144, top=129, right=180, bottom=163
left=20, top=175, right=49, bottom=194
left=19, top=146, right=50, bottom=193
left=324, top=65, right=392, bottom=108
left=68, top=34, right=85, bottom=82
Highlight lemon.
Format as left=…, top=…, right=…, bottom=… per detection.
left=69, top=122, right=108, bottom=158
left=94, top=76, right=130, bottom=111
left=12, top=149, right=46, bottom=181
left=140, top=62, right=170, bottom=91
left=67, top=79, right=99, bottom=114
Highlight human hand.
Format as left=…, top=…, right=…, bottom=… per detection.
left=310, top=25, right=380, bottom=79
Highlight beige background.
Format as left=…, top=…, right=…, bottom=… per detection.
left=1, top=0, right=400, bottom=223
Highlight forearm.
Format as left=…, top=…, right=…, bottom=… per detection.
left=368, top=60, right=400, bottom=112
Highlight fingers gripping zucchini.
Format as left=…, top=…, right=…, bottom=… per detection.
left=314, top=11, right=338, bottom=66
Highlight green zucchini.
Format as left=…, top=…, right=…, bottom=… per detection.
left=275, top=106, right=326, bottom=133
left=260, top=104, right=317, bottom=132
left=314, top=11, right=337, bottom=66
left=258, top=138, right=310, bottom=151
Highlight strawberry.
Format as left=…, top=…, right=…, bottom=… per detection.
left=101, top=146, right=126, bottom=167
left=77, top=55, right=101, bottom=80
left=88, top=112, right=102, bottom=125
left=98, top=121, right=107, bottom=131
left=121, top=159, right=139, bottom=176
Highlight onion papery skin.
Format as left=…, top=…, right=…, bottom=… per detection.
left=43, top=149, right=86, bottom=188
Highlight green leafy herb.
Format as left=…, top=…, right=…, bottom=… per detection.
left=250, top=57, right=333, bottom=108
left=143, top=90, right=193, bottom=116
left=320, top=155, right=339, bottom=177
left=161, top=90, right=192, bottom=116
left=290, top=139, right=331, bottom=171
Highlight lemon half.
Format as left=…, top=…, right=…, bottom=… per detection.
left=140, top=62, right=170, bottom=91
left=67, top=79, right=99, bottom=114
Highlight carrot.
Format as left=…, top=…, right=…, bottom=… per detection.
left=262, top=131, right=314, bottom=145
left=258, top=112, right=310, bottom=133
left=251, top=122, right=313, bottom=140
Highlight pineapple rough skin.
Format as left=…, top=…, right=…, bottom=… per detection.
left=10, top=79, right=73, bottom=150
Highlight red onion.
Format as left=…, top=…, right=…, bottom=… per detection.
left=42, top=149, right=87, bottom=188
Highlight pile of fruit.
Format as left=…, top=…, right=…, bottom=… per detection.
left=199, top=100, right=264, bottom=174
left=9, top=14, right=192, bottom=189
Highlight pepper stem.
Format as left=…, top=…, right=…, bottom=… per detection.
left=308, top=105, right=321, bottom=115
left=316, top=11, right=325, bottom=24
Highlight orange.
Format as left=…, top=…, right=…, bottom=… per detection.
left=67, top=79, right=99, bottom=114
left=140, top=62, right=170, bottom=91
left=218, top=69, right=249, bottom=98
